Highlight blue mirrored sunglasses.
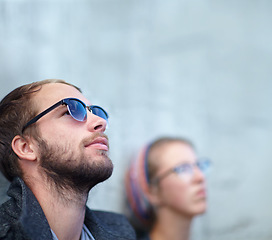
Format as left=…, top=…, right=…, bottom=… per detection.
left=22, top=98, right=108, bottom=132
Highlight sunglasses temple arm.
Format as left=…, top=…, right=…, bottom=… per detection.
left=22, top=101, right=63, bottom=132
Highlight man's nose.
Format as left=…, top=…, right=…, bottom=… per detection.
left=86, top=112, right=107, bottom=132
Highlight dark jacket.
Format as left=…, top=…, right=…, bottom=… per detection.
left=137, top=233, right=150, bottom=240
left=0, top=178, right=136, bottom=240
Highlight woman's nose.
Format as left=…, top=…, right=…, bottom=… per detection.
left=192, top=166, right=205, bottom=182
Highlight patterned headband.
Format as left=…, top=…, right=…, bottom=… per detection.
left=125, top=144, right=153, bottom=226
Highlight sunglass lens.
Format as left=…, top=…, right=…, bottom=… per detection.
left=68, top=99, right=87, bottom=121
left=91, top=106, right=108, bottom=121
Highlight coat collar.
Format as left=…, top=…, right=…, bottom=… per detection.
left=7, top=177, right=53, bottom=240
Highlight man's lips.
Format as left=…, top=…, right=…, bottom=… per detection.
left=85, top=137, right=109, bottom=151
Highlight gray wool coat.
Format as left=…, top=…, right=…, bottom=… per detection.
left=0, top=178, right=136, bottom=240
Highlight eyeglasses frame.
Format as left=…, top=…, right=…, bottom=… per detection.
left=151, top=158, right=211, bottom=185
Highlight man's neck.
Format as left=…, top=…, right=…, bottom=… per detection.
left=27, top=177, right=88, bottom=240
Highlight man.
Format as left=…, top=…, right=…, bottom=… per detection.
left=0, top=79, right=136, bottom=240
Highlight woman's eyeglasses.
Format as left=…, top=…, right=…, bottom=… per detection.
left=151, top=159, right=211, bottom=184
left=22, top=98, right=108, bottom=132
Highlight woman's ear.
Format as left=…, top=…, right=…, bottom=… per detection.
left=11, top=135, right=37, bottom=161
left=146, top=184, right=162, bottom=207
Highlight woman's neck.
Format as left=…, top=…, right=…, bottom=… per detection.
left=149, top=209, right=193, bottom=240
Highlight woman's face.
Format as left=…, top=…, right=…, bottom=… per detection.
left=151, top=142, right=207, bottom=217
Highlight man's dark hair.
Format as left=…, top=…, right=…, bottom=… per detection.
left=0, top=79, right=81, bottom=181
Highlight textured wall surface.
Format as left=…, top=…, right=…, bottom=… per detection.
left=0, top=1, right=272, bottom=239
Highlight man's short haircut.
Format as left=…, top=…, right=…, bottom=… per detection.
left=0, top=79, right=81, bottom=181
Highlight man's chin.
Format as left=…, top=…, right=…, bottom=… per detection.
left=37, top=138, right=114, bottom=196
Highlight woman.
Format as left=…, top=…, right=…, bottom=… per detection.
left=125, top=137, right=211, bottom=240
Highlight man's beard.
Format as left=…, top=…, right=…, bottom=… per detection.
left=37, top=137, right=113, bottom=201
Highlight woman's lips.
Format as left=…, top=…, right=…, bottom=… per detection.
left=197, top=188, right=206, bottom=198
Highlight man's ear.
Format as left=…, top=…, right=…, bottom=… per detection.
left=11, top=135, right=37, bottom=161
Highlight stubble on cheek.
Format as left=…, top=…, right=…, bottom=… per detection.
left=37, top=138, right=113, bottom=197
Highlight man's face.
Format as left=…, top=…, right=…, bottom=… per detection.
left=30, top=83, right=113, bottom=193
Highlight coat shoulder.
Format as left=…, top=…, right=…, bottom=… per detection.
left=85, top=208, right=136, bottom=240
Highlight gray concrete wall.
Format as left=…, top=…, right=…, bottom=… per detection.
left=1, top=1, right=272, bottom=239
